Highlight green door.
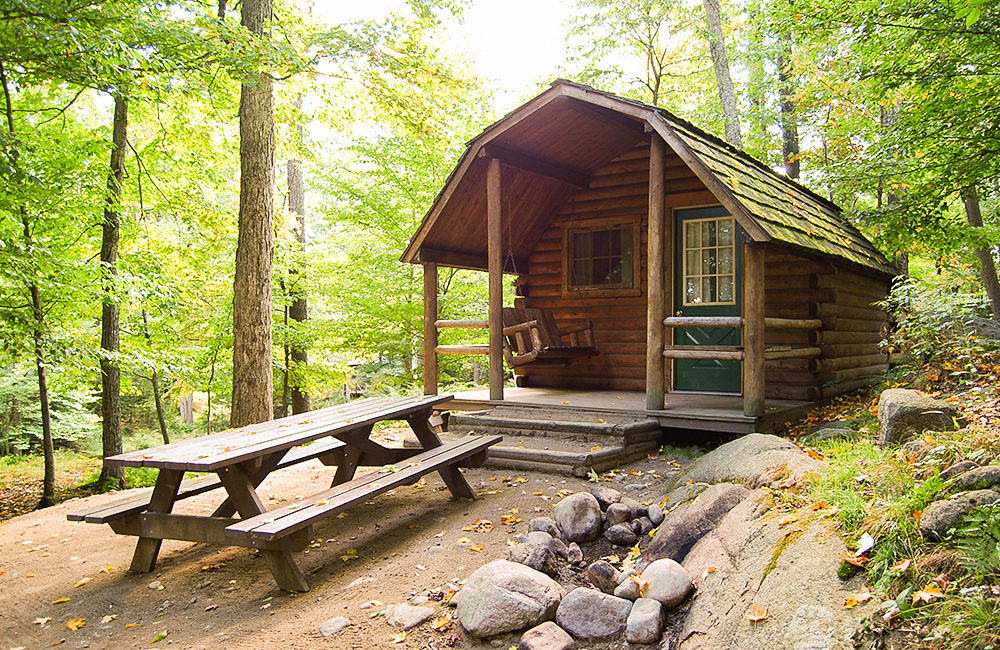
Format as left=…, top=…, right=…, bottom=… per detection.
left=673, top=206, right=742, bottom=393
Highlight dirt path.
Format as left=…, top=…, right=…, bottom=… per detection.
left=0, top=452, right=678, bottom=650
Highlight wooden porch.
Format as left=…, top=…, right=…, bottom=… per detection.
left=442, top=386, right=813, bottom=435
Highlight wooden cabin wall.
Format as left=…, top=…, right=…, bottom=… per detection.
left=515, top=141, right=716, bottom=391
left=763, top=249, right=890, bottom=401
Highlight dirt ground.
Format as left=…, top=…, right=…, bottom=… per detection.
left=0, top=437, right=681, bottom=650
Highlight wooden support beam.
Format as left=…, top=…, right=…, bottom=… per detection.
left=435, top=345, right=489, bottom=355
left=646, top=134, right=666, bottom=410
left=664, top=316, right=744, bottom=328
left=479, top=145, right=589, bottom=188
left=743, top=242, right=765, bottom=417
left=436, top=320, right=489, bottom=329
left=487, top=157, right=504, bottom=401
left=423, top=263, right=438, bottom=396
left=416, top=247, right=527, bottom=274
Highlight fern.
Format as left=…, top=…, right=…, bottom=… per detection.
left=955, top=504, right=1000, bottom=580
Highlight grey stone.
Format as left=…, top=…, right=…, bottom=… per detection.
left=940, top=460, right=978, bottom=482
left=319, top=617, right=351, bottom=637
left=457, top=560, right=565, bottom=638
left=554, top=492, right=602, bottom=543
left=507, top=544, right=560, bottom=577
left=589, top=485, right=622, bottom=511
left=614, top=578, right=640, bottom=601
left=634, top=516, right=654, bottom=537
left=625, top=598, right=664, bottom=644
left=878, top=388, right=967, bottom=447
left=524, top=531, right=559, bottom=550
left=951, top=465, right=1000, bottom=491
left=802, top=425, right=857, bottom=445
left=556, top=587, right=633, bottom=641
left=641, top=482, right=752, bottom=568
left=624, top=483, right=648, bottom=492
left=647, top=503, right=664, bottom=526
left=385, top=603, right=435, bottom=629
left=587, top=559, right=620, bottom=594
left=551, top=537, right=569, bottom=559
left=605, top=503, right=633, bottom=526
left=670, top=433, right=824, bottom=490
left=518, top=621, right=576, bottom=650
left=618, top=568, right=637, bottom=583
left=621, top=497, right=645, bottom=520
left=605, top=523, right=638, bottom=547
left=919, top=489, right=1000, bottom=540
left=529, top=517, right=560, bottom=537
left=640, top=558, right=692, bottom=609
left=566, top=542, right=584, bottom=565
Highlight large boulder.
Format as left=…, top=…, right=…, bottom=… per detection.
left=877, top=388, right=967, bottom=447
left=555, top=587, right=633, bottom=641
left=671, top=433, right=823, bottom=489
left=919, top=489, right=1000, bottom=540
left=457, top=560, right=565, bottom=638
left=554, top=492, right=603, bottom=543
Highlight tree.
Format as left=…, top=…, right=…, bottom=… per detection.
left=232, top=0, right=276, bottom=428
left=701, top=0, right=741, bottom=148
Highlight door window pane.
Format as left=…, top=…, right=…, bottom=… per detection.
left=683, top=217, right=736, bottom=306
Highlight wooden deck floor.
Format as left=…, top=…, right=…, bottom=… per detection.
left=446, top=387, right=814, bottom=434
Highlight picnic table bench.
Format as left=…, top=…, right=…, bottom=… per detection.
left=67, top=394, right=501, bottom=592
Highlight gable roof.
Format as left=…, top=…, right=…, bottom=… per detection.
left=402, top=80, right=896, bottom=278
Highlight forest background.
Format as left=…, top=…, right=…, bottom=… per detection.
left=0, top=0, right=998, bottom=505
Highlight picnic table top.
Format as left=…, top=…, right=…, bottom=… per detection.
left=108, top=394, right=454, bottom=472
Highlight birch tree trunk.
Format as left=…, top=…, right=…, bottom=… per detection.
left=232, top=0, right=275, bottom=428
left=777, top=35, right=799, bottom=179
left=702, top=0, right=742, bottom=148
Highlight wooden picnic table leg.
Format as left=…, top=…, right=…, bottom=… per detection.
left=329, top=424, right=374, bottom=486
left=212, top=451, right=286, bottom=518
left=406, top=411, right=476, bottom=500
left=217, top=461, right=311, bottom=593
left=130, top=468, right=183, bottom=573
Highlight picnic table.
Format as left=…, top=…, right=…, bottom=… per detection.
left=68, top=394, right=500, bottom=592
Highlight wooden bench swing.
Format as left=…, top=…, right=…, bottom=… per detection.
left=501, top=307, right=599, bottom=367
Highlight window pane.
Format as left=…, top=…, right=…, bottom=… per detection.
left=719, top=247, right=733, bottom=274
left=701, top=249, right=715, bottom=275
left=592, top=230, right=610, bottom=257
left=719, top=275, right=733, bottom=302
left=702, top=221, right=716, bottom=247
left=593, top=258, right=610, bottom=284
left=719, top=219, right=734, bottom=246
left=686, top=223, right=700, bottom=249
left=687, top=279, right=701, bottom=304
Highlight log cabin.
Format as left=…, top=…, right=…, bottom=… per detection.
left=401, top=80, right=897, bottom=433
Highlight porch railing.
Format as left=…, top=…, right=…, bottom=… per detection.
left=433, top=320, right=489, bottom=356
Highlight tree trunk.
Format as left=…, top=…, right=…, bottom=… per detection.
left=142, top=310, right=169, bottom=444
left=287, top=149, right=309, bottom=415
left=964, top=186, right=1000, bottom=322
left=1, top=61, right=56, bottom=508
left=98, top=92, right=128, bottom=491
left=232, top=0, right=275, bottom=428
left=702, top=0, right=742, bottom=148
left=777, top=35, right=799, bottom=179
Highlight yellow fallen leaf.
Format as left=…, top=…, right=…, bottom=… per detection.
left=390, top=630, right=407, bottom=643
left=845, top=585, right=873, bottom=609
left=510, top=507, right=519, bottom=514
left=707, top=565, right=717, bottom=573
left=100, top=615, right=118, bottom=624
left=99, top=566, right=114, bottom=574
left=125, top=623, right=139, bottom=628
left=778, top=515, right=799, bottom=527
left=810, top=501, right=828, bottom=511
left=590, top=446, right=601, bottom=452
left=152, top=630, right=168, bottom=642
left=74, top=577, right=91, bottom=588
left=470, top=545, right=485, bottom=552
left=27, top=573, right=36, bottom=578
left=745, top=604, right=768, bottom=624
left=340, top=548, right=358, bottom=562
left=34, top=617, right=52, bottom=625
left=52, top=597, right=70, bottom=604
left=457, top=537, right=472, bottom=544
left=431, top=614, right=451, bottom=630
left=912, top=583, right=944, bottom=605
left=66, top=618, right=85, bottom=631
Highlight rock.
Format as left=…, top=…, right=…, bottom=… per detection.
left=640, top=558, right=692, bottom=609
left=614, top=578, right=640, bottom=600
left=878, top=388, right=967, bottom=447
left=647, top=503, right=664, bottom=526
left=672, top=433, right=823, bottom=489
left=951, top=465, right=1000, bottom=491
left=940, top=460, right=978, bottom=482
left=641, top=482, right=752, bottom=568
left=919, top=490, right=1000, bottom=540
left=605, top=503, right=632, bottom=526
left=555, top=587, right=633, bottom=641
left=529, top=517, right=560, bottom=537
left=551, top=537, right=569, bottom=559
left=566, top=542, right=584, bottom=565
left=624, top=483, right=647, bottom=492
left=587, top=559, right=620, bottom=594
left=518, top=621, right=576, bottom=650
left=605, top=523, right=638, bottom=547
left=345, top=576, right=375, bottom=590
left=589, top=485, right=622, bottom=511
left=524, top=531, right=559, bottom=550
left=554, top=493, right=602, bottom=543
left=625, top=598, right=664, bottom=644
left=621, top=497, right=644, bottom=520
left=457, top=560, right=565, bottom=638
left=618, top=568, right=637, bottom=583
left=507, top=544, right=560, bottom=577
left=385, top=603, right=435, bottom=629
left=802, top=425, right=857, bottom=445
left=636, top=516, right=654, bottom=537
left=319, top=617, right=351, bottom=637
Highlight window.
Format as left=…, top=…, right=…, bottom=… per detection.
left=683, top=216, right=736, bottom=305
left=568, top=227, right=633, bottom=289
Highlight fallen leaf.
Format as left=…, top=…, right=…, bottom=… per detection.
left=431, top=614, right=451, bottom=630
left=340, top=548, right=358, bottom=562
left=52, top=597, right=70, bottom=604
left=778, top=515, right=799, bottom=527
left=74, top=577, right=91, bottom=588
left=891, top=558, right=912, bottom=572
left=805, top=448, right=826, bottom=461
left=456, top=537, right=472, bottom=545
left=844, top=585, right=873, bottom=609
left=470, top=545, right=485, bottom=552
left=99, top=566, right=114, bottom=574
left=856, top=532, right=875, bottom=556
left=912, top=583, right=944, bottom=605
left=34, top=617, right=52, bottom=626
left=151, top=630, right=168, bottom=642
left=810, top=501, right=828, bottom=511
left=66, top=618, right=85, bottom=631
left=100, top=615, right=118, bottom=624
left=390, top=630, right=407, bottom=643
left=839, top=552, right=867, bottom=567
left=590, top=446, right=601, bottom=452
left=745, top=604, right=768, bottom=623
left=126, top=622, right=140, bottom=627
left=778, top=476, right=797, bottom=489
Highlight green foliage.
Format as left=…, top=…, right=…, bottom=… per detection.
left=0, top=366, right=100, bottom=454
left=955, top=504, right=1000, bottom=580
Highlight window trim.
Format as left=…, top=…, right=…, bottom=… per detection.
left=561, top=216, right=642, bottom=299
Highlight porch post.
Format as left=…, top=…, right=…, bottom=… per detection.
left=743, top=242, right=765, bottom=417
left=646, top=133, right=666, bottom=410
left=422, top=262, right=438, bottom=396
left=487, top=157, right=504, bottom=401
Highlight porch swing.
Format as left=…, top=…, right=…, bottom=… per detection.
left=498, top=184, right=599, bottom=369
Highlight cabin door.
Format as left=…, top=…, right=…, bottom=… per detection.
left=673, top=206, right=742, bottom=393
